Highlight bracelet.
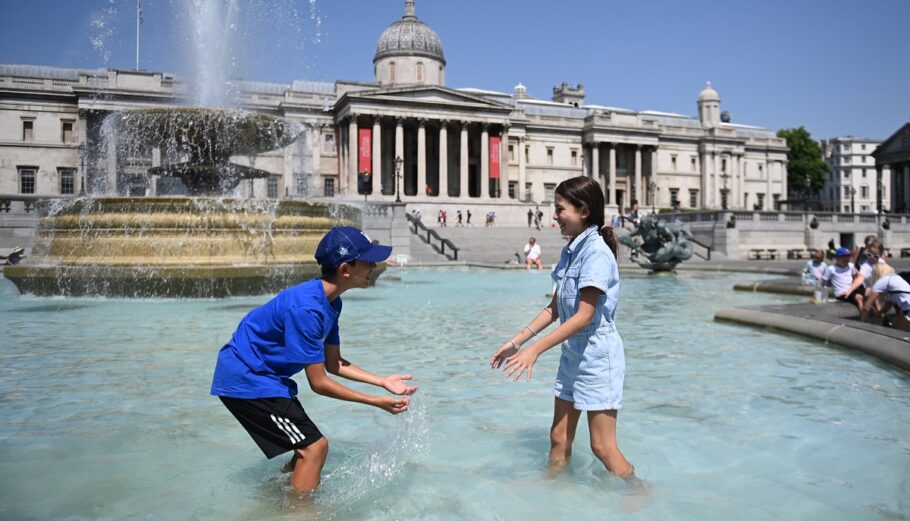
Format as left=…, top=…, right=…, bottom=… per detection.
left=523, top=325, right=537, bottom=337
left=508, top=340, right=519, bottom=350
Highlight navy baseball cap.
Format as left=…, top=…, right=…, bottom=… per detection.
left=315, top=226, right=392, bottom=268
left=835, top=247, right=851, bottom=257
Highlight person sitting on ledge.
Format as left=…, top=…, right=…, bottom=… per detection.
left=821, top=247, right=864, bottom=312
left=861, top=263, right=910, bottom=331
left=802, top=249, right=827, bottom=286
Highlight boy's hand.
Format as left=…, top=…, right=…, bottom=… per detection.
left=375, top=394, right=409, bottom=415
left=382, top=374, right=417, bottom=395
left=490, top=342, right=519, bottom=369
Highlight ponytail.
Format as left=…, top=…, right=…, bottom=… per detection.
left=600, top=225, right=618, bottom=257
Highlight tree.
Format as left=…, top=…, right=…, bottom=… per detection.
left=777, top=127, right=828, bottom=200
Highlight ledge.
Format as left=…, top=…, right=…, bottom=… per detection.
left=715, top=302, right=910, bottom=372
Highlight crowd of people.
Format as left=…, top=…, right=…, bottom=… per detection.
left=810, top=235, right=910, bottom=331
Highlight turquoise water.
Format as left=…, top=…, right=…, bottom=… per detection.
left=1, top=268, right=908, bottom=520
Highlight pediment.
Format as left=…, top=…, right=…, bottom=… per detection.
left=343, top=86, right=512, bottom=111
left=873, top=123, right=910, bottom=160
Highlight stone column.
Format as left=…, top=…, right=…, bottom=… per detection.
left=700, top=151, right=708, bottom=208
left=591, top=143, right=600, bottom=189
left=608, top=144, right=616, bottom=205
left=651, top=147, right=658, bottom=206
left=634, top=144, right=642, bottom=204
left=500, top=125, right=509, bottom=198
left=714, top=153, right=722, bottom=208
left=460, top=121, right=469, bottom=198
left=780, top=161, right=788, bottom=209
left=372, top=117, right=382, bottom=195
left=311, top=125, right=323, bottom=197
left=740, top=154, right=747, bottom=208
left=417, top=118, right=427, bottom=199
left=732, top=154, right=740, bottom=209
left=480, top=123, right=490, bottom=198
left=348, top=116, right=358, bottom=196
left=395, top=117, right=404, bottom=199
left=438, top=120, right=448, bottom=198
left=904, top=164, right=910, bottom=210
left=518, top=136, right=527, bottom=201
left=765, top=157, right=772, bottom=210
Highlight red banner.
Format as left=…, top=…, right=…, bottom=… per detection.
left=489, top=136, right=501, bottom=179
left=358, top=128, right=372, bottom=174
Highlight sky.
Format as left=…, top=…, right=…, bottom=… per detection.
left=1, top=0, right=908, bottom=140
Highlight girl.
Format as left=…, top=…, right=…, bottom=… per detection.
left=491, top=176, right=639, bottom=484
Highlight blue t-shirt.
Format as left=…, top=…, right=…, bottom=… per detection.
left=210, top=278, right=342, bottom=399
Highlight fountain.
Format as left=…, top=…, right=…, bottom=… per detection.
left=3, top=0, right=364, bottom=297
left=618, top=214, right=694, bottom=272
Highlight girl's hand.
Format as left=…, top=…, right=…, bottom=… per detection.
left=503, top=348, right=539, bottom=382
left=381, top=374, right=417, bottom=395
left=490, top=342, right=518, bottom=369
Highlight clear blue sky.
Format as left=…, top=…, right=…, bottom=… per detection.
left=2, top=0, right=907, bottom=140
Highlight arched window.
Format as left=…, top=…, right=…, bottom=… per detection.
left=416, top=62, right=424, bottom=83
left=389, top=62, right=396, bottom=83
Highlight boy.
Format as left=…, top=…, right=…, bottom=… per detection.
left=211, top=226, right=416, bottom=492
left=822, top=247, right=864, bottom=311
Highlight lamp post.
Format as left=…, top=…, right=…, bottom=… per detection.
left=394, top=155, right=403, bottom=203
left=647, top=181, right=657, bottom=214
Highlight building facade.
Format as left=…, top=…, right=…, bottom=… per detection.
left=819, top=136, right=891, bottom=213
left=0, top=0, right=789, bottom=215
left=873, top=122, right=910, bottom=214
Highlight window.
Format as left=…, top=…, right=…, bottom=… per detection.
left=844, top=169, right=850, bottom=178
left=61, top=120, right=74, bottom=143
left=416, top=62, right=424, bottom=83
left=671, top=155, right=677, bottom=171
left=670, top=188, right=679, bottom=206
left=295, top=174, right=308, bottom=195
left=842, top=144, right=849, bottom=153
left=508, top=181, right=517, bottom=199
left=844, top=156, right=850, bottom=164
left=722, top=158, right=727, bottom=172
left=862, top=168, right=867, bottom=178
left=323, top=177, right=335, bottom=197
left=546, top=147, right=554, bottom=165
left=689, top=189, right=698, bottom=208
left=59, top=168, right=75, bottom=194
left=756, top=193, right=765, bottom=209
left=525, top=145, right=530, bottom=164
left=861, top=144, right=866, bottom=151
left=861, top=205, right=869, bottom=212
left=525, top=182, right=532, bottom=200
left=758, top=164, right=764, bottom=176
left=323, top=133, right=335, bottom=153
left=861, top=185, right=869, bottom=198
left=744, top=192, right=749, bottom=207
left=22, top=119, right=34, bottom=141
left=544, top=183, right=556, bottom=202
left=571, top=149, right=578, bottom=166
left=509, top=145, right=515, bottom=162
left=690, top=156, right=697, bottom=172
left=389, top=62, right=396, bottom=83
left=19, top=167, right=36, bottom=194
left=267, top=176, right=280, bottom=198
left=844, top=205, right=850, bottom=213
left=773, top=194, right=780, bottom=209
left=843, top=186, right=850, bottom=197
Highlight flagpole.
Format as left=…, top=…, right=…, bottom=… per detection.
left=135, top=0, right=140, bottom=70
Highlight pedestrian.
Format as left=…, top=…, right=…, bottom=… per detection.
left=442, top=210, right=447, bottom=227
left=466, top=209, right=472, bottom=226
left=457, top=210, right=463, bottom=226
left=528, top=208, right=534, bottom=228
left=211, top=227, right=416, bottom=493
left=536, top=207, right=543, bottom=231
left=490, top=176, right=642, bottom=487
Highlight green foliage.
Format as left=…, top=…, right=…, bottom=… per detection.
left=777, top=127, right=828, bottom=199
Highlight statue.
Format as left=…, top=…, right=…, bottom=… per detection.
left=618, top=214, right=694, bottom=272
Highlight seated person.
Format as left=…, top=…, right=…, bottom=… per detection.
left=802, top=249, right=827, bottom=286
left=524, top=237, right=542, bottom=271
left=822, top=247, right=864, bottom=311
left=862, top=263, right=910, bottom=331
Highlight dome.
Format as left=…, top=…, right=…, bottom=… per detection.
left=374, top=1, right=445, bottom=65
left=698, top=81, right=720, bottom=102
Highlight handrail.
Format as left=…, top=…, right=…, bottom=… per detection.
left=688, top=236, right=712, bottom=261
left=405, top=213, right=460, bottom=261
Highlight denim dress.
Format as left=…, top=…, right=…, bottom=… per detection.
left=550, top=225, right=625, bottom=410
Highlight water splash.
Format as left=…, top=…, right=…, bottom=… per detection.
left=314, top=393, right=430, bottom=517
left=88, top=1, right=118, bottom=65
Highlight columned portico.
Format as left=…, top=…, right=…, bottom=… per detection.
left=459, top=121, right=469, bottom=198
left=480, top=124, right=490, bottom=198
left=634, top=145, right=642, bottom=204
left=417, top=118, right=427, bottom=196
left=438, top=120, right=448, bottom=197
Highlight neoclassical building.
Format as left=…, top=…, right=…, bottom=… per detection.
left=0, top=0, right=789, bottom=215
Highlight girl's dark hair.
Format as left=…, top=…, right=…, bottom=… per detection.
left=555, top=176, right=617, bottom=256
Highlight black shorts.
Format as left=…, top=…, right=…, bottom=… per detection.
left=836, top=287, right=863, bottom=305
left=220, top=396, right=323, bottom=459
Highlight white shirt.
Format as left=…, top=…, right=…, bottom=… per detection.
left=822, top=263, right=857, bottom=296
left=524, top=243, right=541, bottom=260
left=872, top=274, right=910, bottom=312
left=859, top=257, right=885, bottom=286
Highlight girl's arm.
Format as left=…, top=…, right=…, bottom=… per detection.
left=325, top=344, right=417, bottom=395
left=490, top=293, right=559, bottom=368
left=503, top=286, right=601, bottom=381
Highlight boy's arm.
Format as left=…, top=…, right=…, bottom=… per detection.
left=324, top=344, right=416, bottom=395
left=304, top=362, right=409, bottom=414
